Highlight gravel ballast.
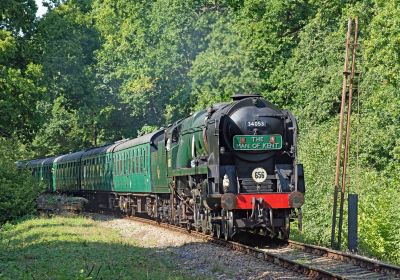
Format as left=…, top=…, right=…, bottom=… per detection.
left=95, top=214, right=310, bottom=280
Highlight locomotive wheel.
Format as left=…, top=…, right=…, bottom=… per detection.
left=282, top=213, right=290, bottom=241
left=216, top=224, right=222, bottom=239
left=213, top=223, right=222, bottom=239
left=201, top=219, right=209, bottom=234
left=223, top=220, right=230, bottom=241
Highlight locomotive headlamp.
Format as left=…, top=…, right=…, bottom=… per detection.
left=222, top=174, right=230, bottom=193
left=288, top=191, right=305, bottom=208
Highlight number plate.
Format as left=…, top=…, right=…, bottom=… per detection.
left=247, top=121, right=265, bottom=127
left=252, top=168, right=267, bottom=183
left=233, top=135, right=283, bottom=150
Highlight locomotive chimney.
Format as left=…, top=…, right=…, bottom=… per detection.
left=232, top=93, right=261, bottom=101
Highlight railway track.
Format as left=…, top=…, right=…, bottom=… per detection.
left=124, top=215, right=400, bottom=279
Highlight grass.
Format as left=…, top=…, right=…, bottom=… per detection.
left=0, top=216, right=194, bottom=280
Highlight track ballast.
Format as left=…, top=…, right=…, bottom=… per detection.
left=120, top=214, right=400, bottom=280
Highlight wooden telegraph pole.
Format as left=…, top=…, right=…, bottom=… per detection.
left=331, top=17, right=359, bottom=250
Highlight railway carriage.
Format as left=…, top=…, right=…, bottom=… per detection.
left=26, top=156, right=57, bottom=191
left=81, top=144, right=115, bottom=192
left=25, top=94, right=304, bottom=241
left=53, top=151, right=84, bottom=192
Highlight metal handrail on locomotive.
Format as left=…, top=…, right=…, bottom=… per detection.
left=24, top=94, right=305, bottom=241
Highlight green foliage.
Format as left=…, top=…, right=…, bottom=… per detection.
left=93, top=0, right=221, bottom=130
left=280, top=0, right=400, bottom=265
left=138, top=125, right=159, bottom=136
left=32, top=0, right=99, bottom=105
left=0, top=62, right=45, bottom=140
left=0, top=28, right=46, bottom=141
left=27, top=0, right=102, bottom=153
left=190, top=16, right=262, bottom=110
left=0, top=138, right=43, bottom=225
left=32, top=96, right=91, bottom=155
left=295, top=120, right=338, bottom=245
left=0, top=0, right=37, bottom=35
left=0, top=216, right=194, bottom=279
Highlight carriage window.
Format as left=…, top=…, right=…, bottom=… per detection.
left=125, top=152, right=128, bottom=174
left=122, top=157, right=124, bottom=175
left=135, top=157, right=138, bottom=174
left=129, top=150, right=135, bottom=174
left=121, top=158, right=124, bottom=175
left=141, top=149, right=144, bottom=172
left=143, top=150, right=146, bottom=173
left=141, top=155, right=143, bottom=173
left=128, top=153, right=131, bottom=174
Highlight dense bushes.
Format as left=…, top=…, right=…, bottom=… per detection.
left=0, top=138, right=43, bottom=225
left=296, top=120, right=400, bottom=264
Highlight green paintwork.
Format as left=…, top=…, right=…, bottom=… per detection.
left=81, top=154, right=110, bottom=191
left=53, top=160, right=81, bottom=192
left=113, top=143, right=151, bottom=193
left=28, top=108, right=214, bottom=194
left=233, top=134, right=283, bottom=150
left=150, top=140, right=169, bottom=193
left=167, top=109, right=208, bottom=177
left=28, top=159, right=54, bottom=191
left=169, top=165, right=208, bottom=177
left=52, top=151, right=85, bottom=192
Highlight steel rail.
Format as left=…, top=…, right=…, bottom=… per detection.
left=288, top=240, right=400, bottom=278
left=120, top=215, right=400, bottom=280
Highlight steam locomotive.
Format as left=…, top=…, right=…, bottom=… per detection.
left=26, top=94, right=305, bottom=240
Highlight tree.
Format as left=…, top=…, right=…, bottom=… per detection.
left=190, top=16, right=262, bottom=110
left=0, top=0, right=37, bottom=35
left=0, top=0, right=45, bottom=142
left=29, top=0, right=102, bottom=153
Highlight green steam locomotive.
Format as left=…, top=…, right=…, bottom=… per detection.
left=25, top=94, right=305, bottom=240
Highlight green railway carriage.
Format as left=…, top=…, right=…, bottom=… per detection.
left=112, top=130, right=164, bottom=193
left=27, top=158, right=45, bottom=182
left=26, top=156, right=57, bottom=191
left=81, top=144, right=115, bottom=192
left=53, top=151, right=84, bottom=192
